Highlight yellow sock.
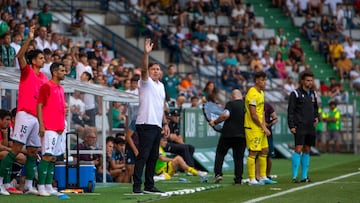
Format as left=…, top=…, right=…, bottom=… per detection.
left=187, top=167, right=198, bottom=176
left=247, top=156, right=256, bottom=180
left=259, top=155, right=267, bottom=178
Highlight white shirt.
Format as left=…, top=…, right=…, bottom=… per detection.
left=41, top=62, right=52, bottom=79
left=284, top=83, right=296, bottom=96
left=344, top=44, right=359, bottom=59
left=70, top=96, right=86, bottom=113
left=251, top=43, right=265, bottom=58
left=76, top=62, right=93, bottom=80
left=350, top=70, right=360, bottom=84
left=24, top=8, right=34, bottom=20
left=136, top=78, right=165, bottom=128
left=35, top=36, right=51, bottom=51
left=10, top=42, right=20, bottom=69
left=126, top=88, right=139, bottom=95
left=206, top=33, right=219, bottom=43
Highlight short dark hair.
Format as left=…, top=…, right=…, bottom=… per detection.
left=82, top=71, right=92, bottom=81
left=27, top=49, right=44, bottom=64
left=0, top=109, right=11, bottom=120
left=148, top=62, right=159, bottom=69
left=50, top=62, right=64, bottom=75
left=254, top=71, right=267, bottom=81
left=300, top=70, right=314, bottom=81
left=10, top=108, right=17, bottom=118
left=114, top=137, right=126, bottom=145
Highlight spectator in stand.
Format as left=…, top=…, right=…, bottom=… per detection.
left=230, top=15, right=244, bottom=38
left=289, top=63, right=300, bottom=82
left=261, top=50, right=277, bottom=78
left=231, top=2, right=245, bottom=22
left=75, top=52, right=92, bottom=80
left=35, top=26, right=51, bottom=51
left=278, top=39, right=292, bottom=65
left=38, top=4, right=52, bottom=31
left=320, top=14, right=330, bottom=35
left=344, top=4, right=355, bottom=29
left=162, top=64, right=181, bottom=101
left=352, top=50, right=360, bottom=66
left=250, top=52, right=263, bottom=72
left=296, top=0, right=309, bottom=16
left=40, top=48, right=53, bottom=79
left=265, top=37, right=279, bottom=59
left=350, top=64, right=360, bottom=91
left=71, top=9, right=86, bottom=36
left=336, top=52, right=352, bottom=82
left=319, top=80, right=330, bottom=96
left=307, top=0, right=323, bottom=17
left=274, top=51, right=289, bottom=79
left=327, top=16, right=344, bottom=42
left=289, top=38, right=306, bottom=66
left=237, top=25, right=254, bottom=45
left=302, top=14, right=316, bottom=42
left=251, top=38, right=265, bottom=58
left=201, top=81, right=219, bottom=103
left=223, top=51, right=238, bottom=67
left=112, top=102, right=126, bottom=129
left=190, top=96, right=200, bottom=107
left=234, top=38, right=252, bottom=65
left=283, top=76, right=297, bottom=100
left=275, top=27, right=287, bottom=45
left=335, top=3, right=345, bottom=29
left=344, top=37, right=358, bottom=60
left=24, top=1, right=35, bottom=20
left=0, top=12, right=9, bottom=38
left=221, top=65, right=244, bottom=90
left=10, top=32, right=21, bottom=69
left=329, top=38, right=344, bottom=67
left=217, top=25, right=229, bottom=44
left=179, top=73, right=198, bottom=99
left=0, top=33, right=16, bottom=67
left=80, top=72, right=97, bottom=127
left=206, top=26, right=218, bottom=43
left=218, top=0, right=234, bottom=16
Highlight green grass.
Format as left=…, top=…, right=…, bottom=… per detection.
left=1, top=154, right=359, bottom=203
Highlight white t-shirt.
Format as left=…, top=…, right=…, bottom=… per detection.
left=35, top=37, right=51, bottom=51
left=41, top=62, right=52, bottom=79
left=136, top=77, right=165, bottom=128
left=344, top=44, right=359, bottom=59
left=10, top=42, right=20, bottom=69
left=76, top=62, right=93, bottom=80
left=350, top=70, right=360, bottom=85
left=251, top=43, right=265, bottom=58
left=125, top=88, right=139, bottom=95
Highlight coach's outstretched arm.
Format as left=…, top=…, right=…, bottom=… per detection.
left=17, top=25, right=35, bottom=70
left=140, top=38, right=153, bottom=81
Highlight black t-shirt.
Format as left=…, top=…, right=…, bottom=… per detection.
left=235, top=45, right=251, bottom=55
left=222, top=99, right=245, bottom=138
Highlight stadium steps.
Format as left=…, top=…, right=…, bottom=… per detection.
left=251, top=0, right=360, bottom=105
left=250, top=0, right=335, bottom=82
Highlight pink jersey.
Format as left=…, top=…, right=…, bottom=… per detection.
left=37, top=80, right=65, bottom=131
left=18, top=65, right=48, bottom=116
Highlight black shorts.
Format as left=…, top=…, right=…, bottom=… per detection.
left=125, top=147, right=136, bottom=164
left=294, top=127, right=316, bottom=147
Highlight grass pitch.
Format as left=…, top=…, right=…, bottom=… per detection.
left=1, top=154, right=359, bottom=203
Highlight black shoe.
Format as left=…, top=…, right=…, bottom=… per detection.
left=144, top=187, right=163, bottom=194
left=300, top=178, right=312, bottom=183
left=233, top=177, right=242, bottom=185
left=292, top=178, right=299, bottom=183
left=132, top=189, right=143, bottom=194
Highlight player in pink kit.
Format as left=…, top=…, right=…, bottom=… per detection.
left=37, top=62, right=67, bottom=197
left=0, top=26, right=47, bottom=195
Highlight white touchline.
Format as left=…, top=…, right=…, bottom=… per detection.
left=243, top=171, right=360, bottom=203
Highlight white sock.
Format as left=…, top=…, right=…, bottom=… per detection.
left=25, top=180, right=33, bottom=189
left=45, top=184, right=53, bottom=191
left=38, top=184, right=45, bottom=192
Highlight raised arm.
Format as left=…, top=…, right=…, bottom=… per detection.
left=140, top=38, right=154, bottom=81
left=17, top=25, right=35, bottom=70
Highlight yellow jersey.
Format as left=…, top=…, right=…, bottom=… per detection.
left=244, top=87, right=264, bottom=131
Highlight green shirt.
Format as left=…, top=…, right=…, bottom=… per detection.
left=162, top=74, right=180, bottom=100
left=38, top=12, right=53, bottom=27
left=316, top=108, right=326, bottom=131
left=112, top=109, right=124, bottom=128
left=326, top=108, right=341, bottom=131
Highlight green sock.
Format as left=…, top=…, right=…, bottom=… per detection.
left=37, top=160, right=49, bottom=185
left=25, top=155, right=37, bottom=180
left=45, top=162, right=55, bottom=185
left=0, top=152, right=16, bottom=179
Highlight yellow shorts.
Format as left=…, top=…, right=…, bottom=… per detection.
left=156, top=161, right=175, bottom=176
left=245, top=129, right=268, bottom=151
